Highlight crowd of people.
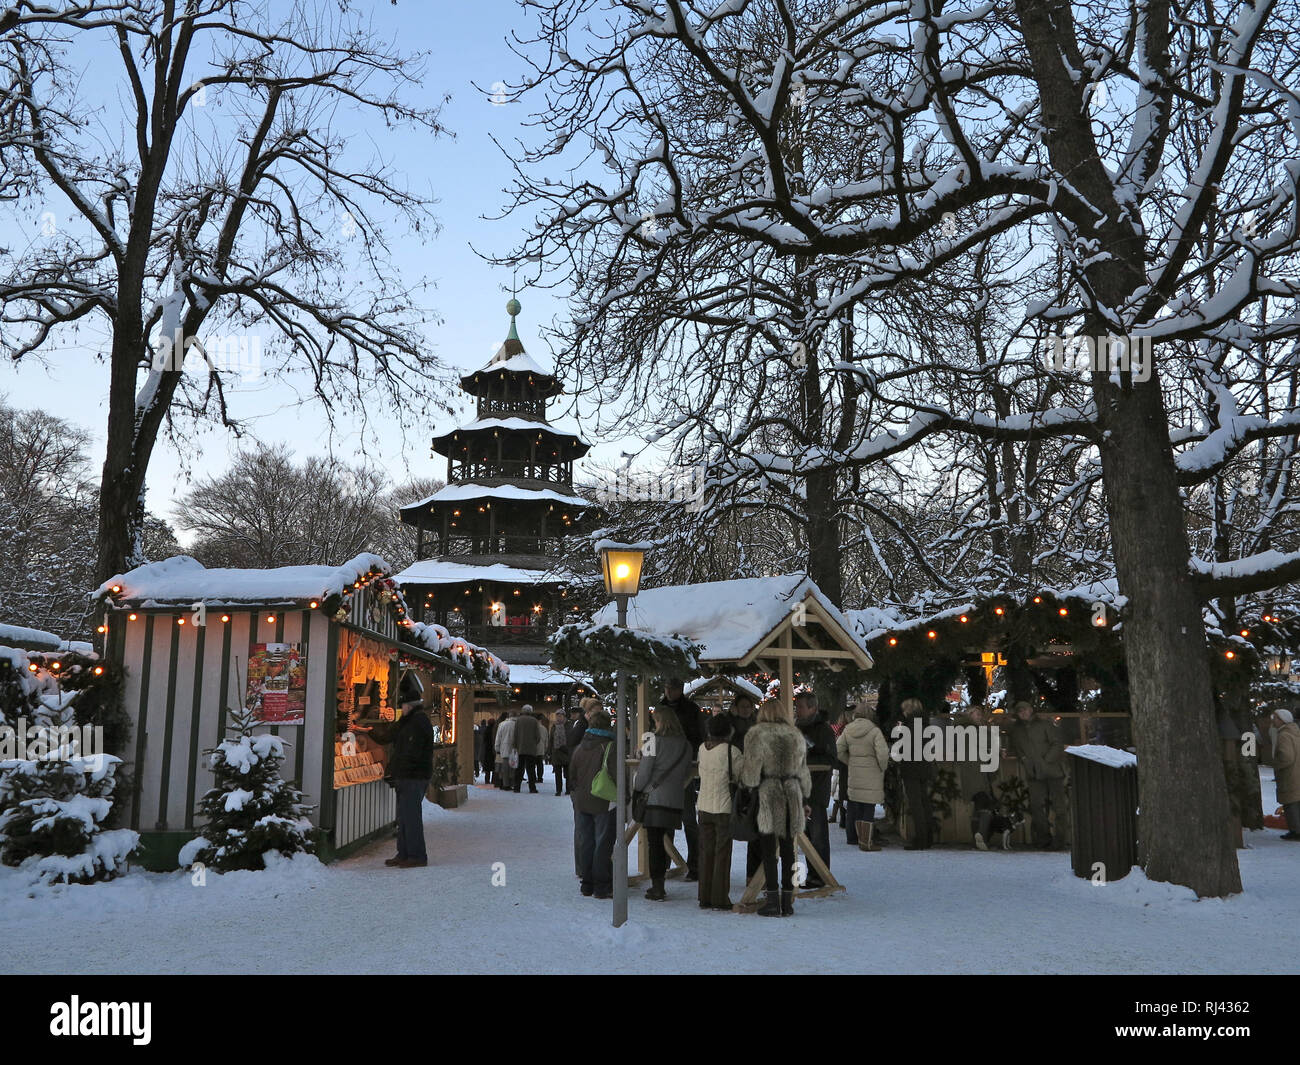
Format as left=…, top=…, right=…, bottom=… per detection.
left=388, top=682, right=1298, bottom=895
left=556, top=680, right=841, bottom=917
left=464, top=684, right=1090, bottom=913
left=376, top=676, right=1295, bottom=882
left=472, top=703, right=584, bottom=796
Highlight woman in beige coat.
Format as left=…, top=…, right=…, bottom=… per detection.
left=696, top=714, right=737, bottom=910
left=1272, top=709, right=1300, bottom=839
left=836, top=701, right=890, bottom=851
left=740, top=699, right=812, bottom=917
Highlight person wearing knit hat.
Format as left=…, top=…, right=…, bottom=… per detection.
left=1271, top=709, right=1300, bottom=839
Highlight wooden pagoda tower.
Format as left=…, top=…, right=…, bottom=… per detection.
left=393, top=297, right=602, bottom=709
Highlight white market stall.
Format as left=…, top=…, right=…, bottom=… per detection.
left=94, top=554, right=508, bottom=868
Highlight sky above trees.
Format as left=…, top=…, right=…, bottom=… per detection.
left=0, top=0, right=630, bottom=538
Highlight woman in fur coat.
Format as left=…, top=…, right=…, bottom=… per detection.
left=740, top=698, right=812, bottom=917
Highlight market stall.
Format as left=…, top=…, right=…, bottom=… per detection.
left=94, top=553, right=508, bottom=868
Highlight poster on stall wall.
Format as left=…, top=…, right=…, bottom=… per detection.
left=247, top=643, right=307, bottom=726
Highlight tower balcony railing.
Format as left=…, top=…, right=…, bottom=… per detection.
left=477, top=397, right=546, bottom=418
left=447, top=459, right=573, bottom=486
left=422, top=534, right=571, bottom=560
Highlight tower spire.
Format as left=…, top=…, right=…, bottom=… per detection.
left=498, top=293, right=524, bottom=360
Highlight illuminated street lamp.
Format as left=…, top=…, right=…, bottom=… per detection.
left=600, top=545, right=645, bottom=598
left=597, top=539, right=647, bottom=928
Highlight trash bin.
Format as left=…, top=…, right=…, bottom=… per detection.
left=1065, top=745, right=1138, bottom=882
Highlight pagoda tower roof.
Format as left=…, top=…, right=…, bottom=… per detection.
left=459, top=297, right=562, bottom=397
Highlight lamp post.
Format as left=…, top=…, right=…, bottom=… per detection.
left=598, top=540, right=646, bottom=928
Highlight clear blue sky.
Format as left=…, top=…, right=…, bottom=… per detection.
left=0, top=0, right=636, bottom=537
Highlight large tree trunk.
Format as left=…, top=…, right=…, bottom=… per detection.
left=1098, top=376, right=1242, bottom=895
left=1013, top=0, right=1241, bottom=898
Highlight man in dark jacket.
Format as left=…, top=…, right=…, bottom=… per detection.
left=657, top=678, right=706, bottom=880
left=569, top=709, right=617, bottom=898
left=795, top=690, right=839, bottom=885
left=359, top=697, right=434, bottom=868
left=481, top=715, right=497, bottom=784
left=722, top=693, right=757, bottom=751
left=512, top=705, right=544, bottom=793
left=898, top=697, right=935, bottom=850
left=1008, top=700, right=1070, bottom=848
left=566, top=700, right=590, bottom=755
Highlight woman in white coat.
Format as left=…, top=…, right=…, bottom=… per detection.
left=835, top=701, right=890, bottom=851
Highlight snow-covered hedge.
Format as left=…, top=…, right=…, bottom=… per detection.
left=550, top=622, right=701, bottom=680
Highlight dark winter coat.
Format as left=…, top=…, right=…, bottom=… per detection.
left=569, top=728, right=615, bottom=814
left=513, top=712, right=545, bottom=757
left=722, top=711, right=755, bottom=751
left=796, top=709, right=839, bottom=805
left=897, top=711, right=934, bottom=782
left=740, top=720, right=812, bottom=839
left=1009, top=715, right=1066, bottom=781
left=656, top=695, right=706, bottom=749
left=376, top=707, right=435, bottom=780
left=566, top=714, right=588, bottom=754
left=550, top=722, right=570, bottom=765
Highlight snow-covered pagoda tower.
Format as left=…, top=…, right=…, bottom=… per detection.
left=393, top=297, right=601, bottom=707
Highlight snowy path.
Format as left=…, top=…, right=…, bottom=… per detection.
left=1, top=766, right=1296, bottom=974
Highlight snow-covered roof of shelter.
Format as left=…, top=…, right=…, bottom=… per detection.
left=685, top=675, right=764, bottom=700
left=392, top=559, right=576, bottom=586
left=0, top=622, right=93, bottom=654
left=590, top=574, right=870, bottom=666
left=401, top=482, right=595, bottom=512
left=505, top=664, right=592, bottom=688
left=845, top=606, right=908, bottom=642
left=95, top=553, right=390, bottom=608
left=1066, top=744, right=1137, bottom=769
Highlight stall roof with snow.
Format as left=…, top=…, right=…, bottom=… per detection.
left=589, top=574, right=871, bottom=720
left=591, top=574, right=871, bottom=670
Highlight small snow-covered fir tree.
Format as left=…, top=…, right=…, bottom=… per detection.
left=180, top=706, right=315, bottom=872
left=0, top=659, right=137, bottom=884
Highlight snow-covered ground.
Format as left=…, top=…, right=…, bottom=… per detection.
left=1, top=766, right=1295, bottom=974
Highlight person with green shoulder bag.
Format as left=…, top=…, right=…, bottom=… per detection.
left=569, top=708, right=617, bottom=899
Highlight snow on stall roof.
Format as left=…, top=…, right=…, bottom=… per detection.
left=0, top=622, right=92, bottom=654
left=392, top=559, right=576, bottom=586
left=94, top=553, right=391, bottom=607
left=404, top=620, right=509, bottom=683
left=846, top=605, right=908, bottom=642
left=1066, top=744, right=1137, bottom=769
left=589, top=574, right=869, bottom=665
left=503, top=664, right=591, bottom=688
left=685, top=675, right=764, bottom=700
left=401, top=482, right=595, bottom=511
left=847, top=579, right=1127, bottom=642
